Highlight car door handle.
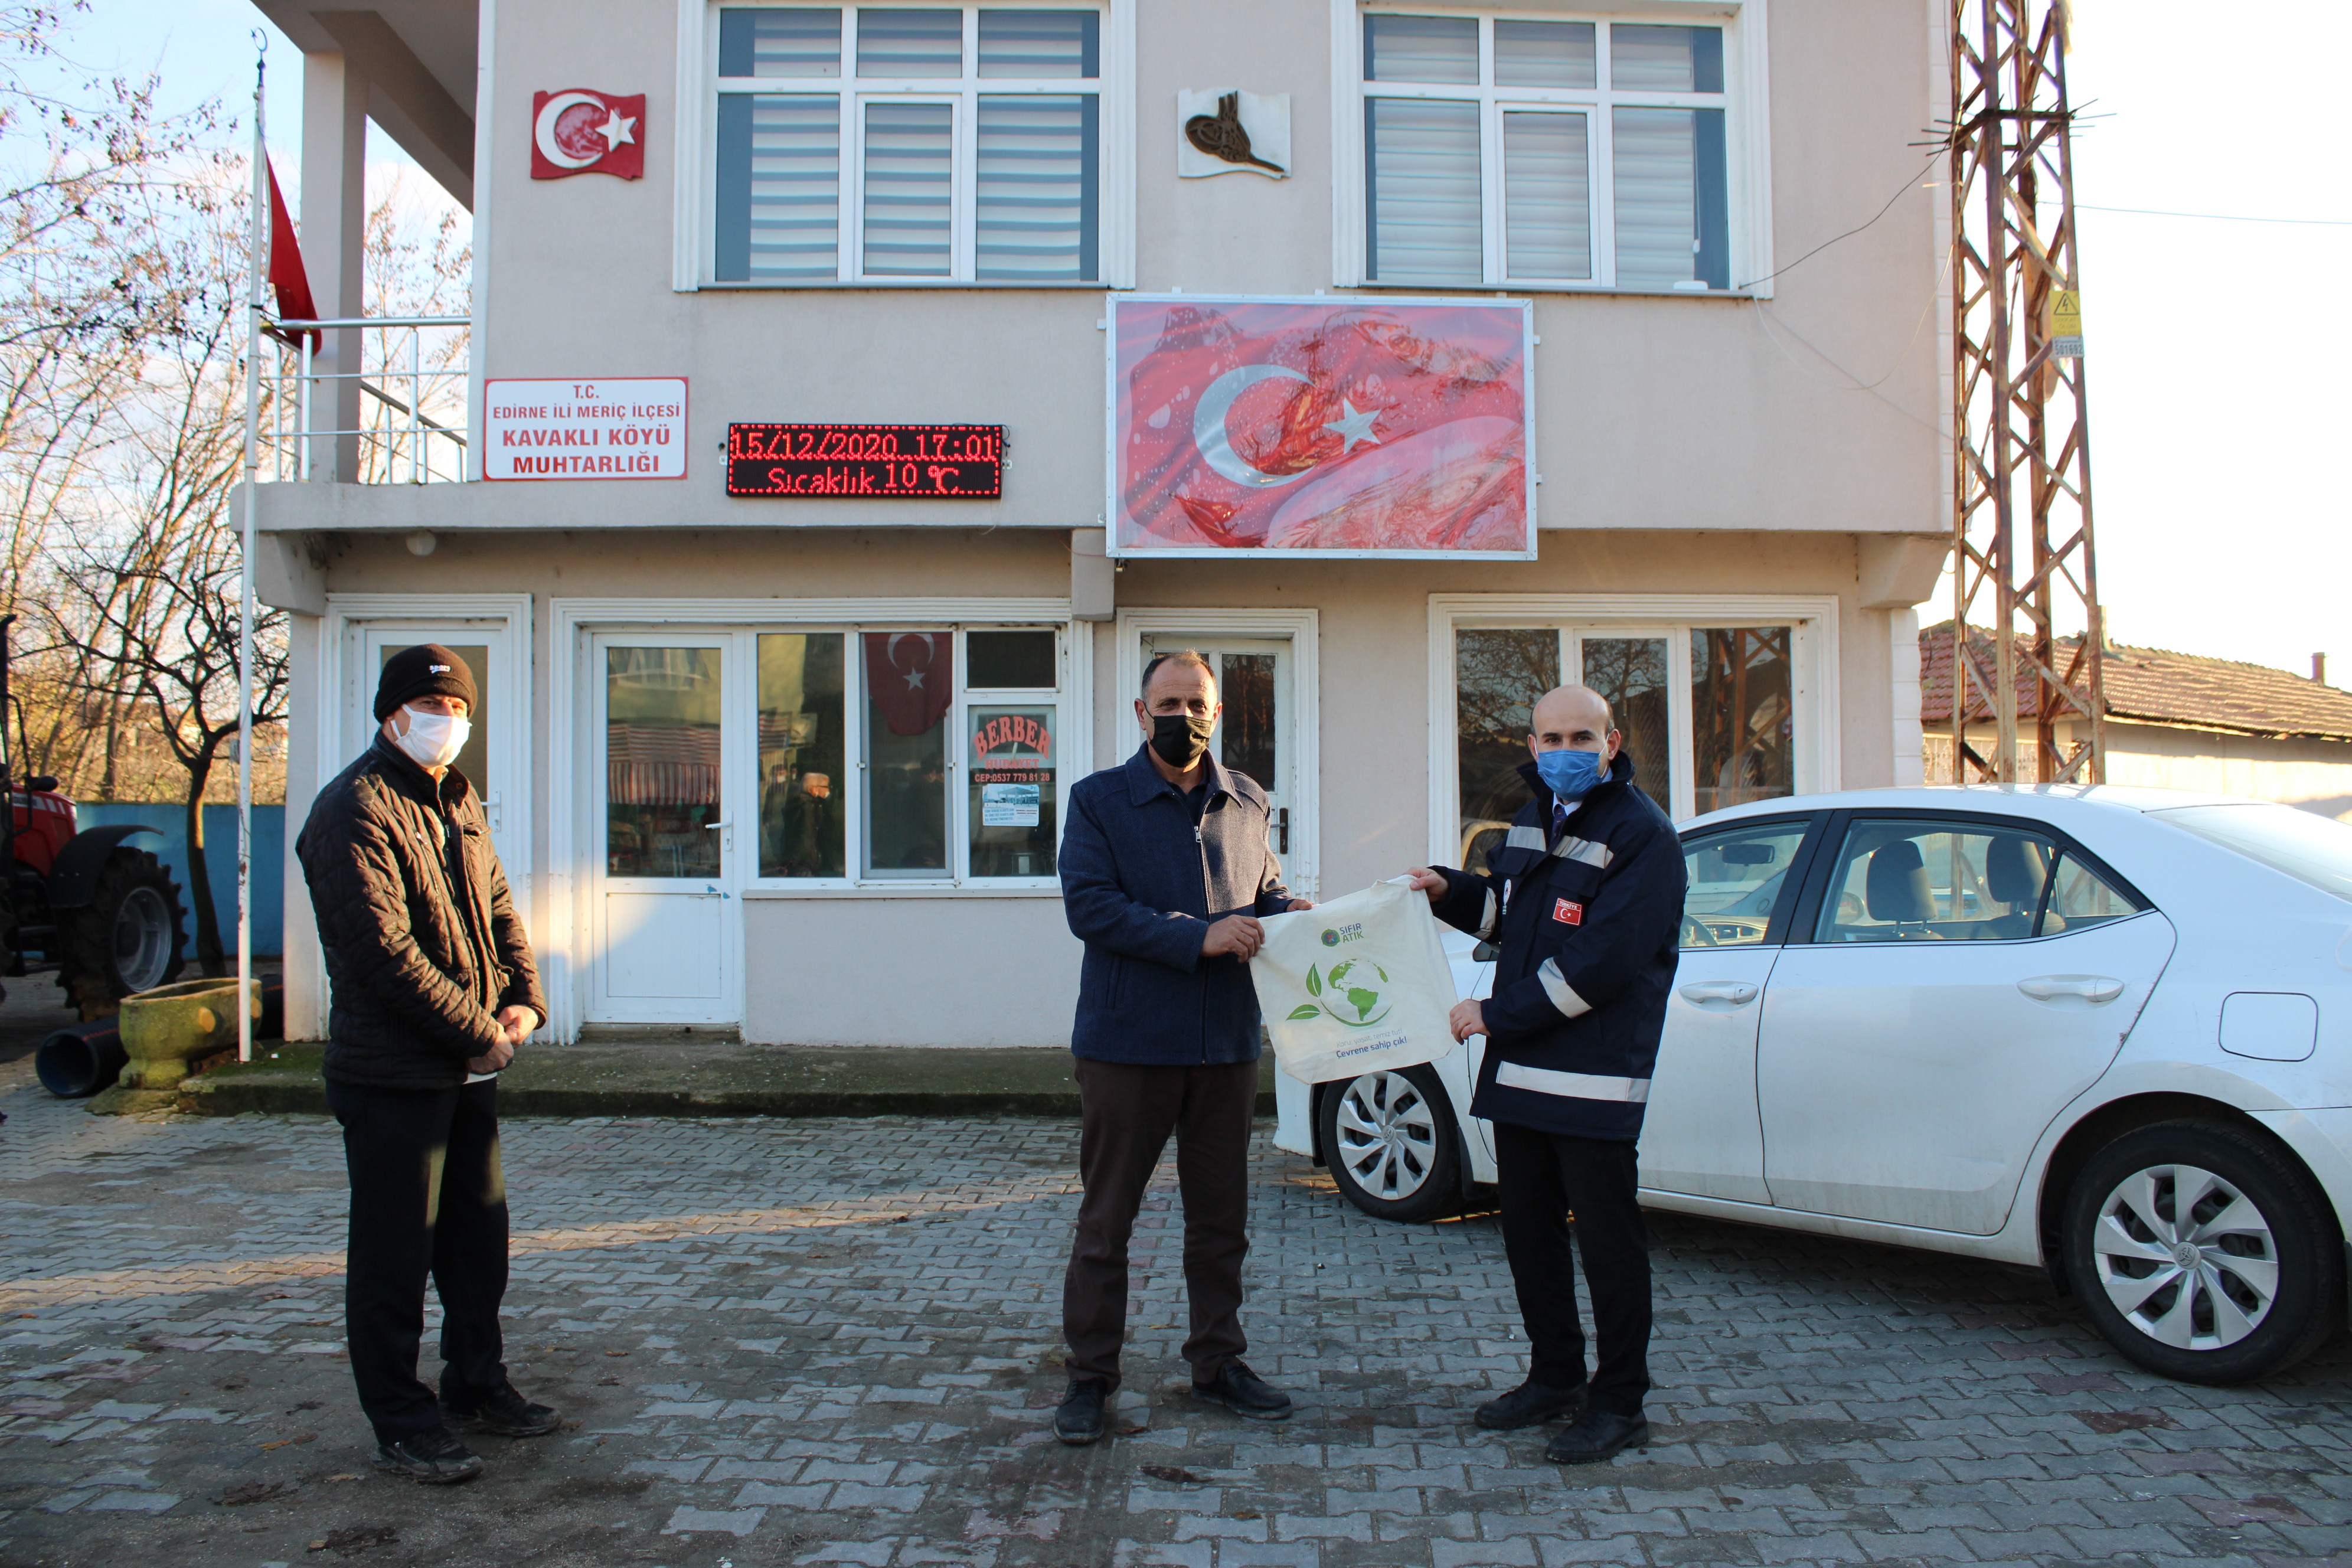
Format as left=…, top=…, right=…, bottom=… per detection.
left=1679, top=982, right=1759, bottom=1005
left=2018, top=975, right=2125, bottom=1004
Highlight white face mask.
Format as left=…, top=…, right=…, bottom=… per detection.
left=393, top=705, right=471, bottom=769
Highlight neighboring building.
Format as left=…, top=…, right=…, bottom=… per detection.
left=250, top=0, right=1954, bottom=1046
left=1920, top=623, right=2352, bottom=821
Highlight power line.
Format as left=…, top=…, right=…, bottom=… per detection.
left=1734, top=151, right=1939, bottom=290
left=2077, top=203, right=2352, bottom=226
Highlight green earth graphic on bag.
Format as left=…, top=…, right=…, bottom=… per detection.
left=1289, top=958, right=1394, bottom=1028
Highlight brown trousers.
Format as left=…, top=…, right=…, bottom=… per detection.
left=1061, top=1056, right=1259, bottom=1388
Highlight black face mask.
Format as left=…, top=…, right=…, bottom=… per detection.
left=1148, top=711, right=1217, bottom=769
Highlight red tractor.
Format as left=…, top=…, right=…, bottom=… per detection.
left=1, top=615, right=188, bottom=1017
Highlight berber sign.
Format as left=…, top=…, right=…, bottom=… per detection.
left=726, top=424, right=1004, bottom=498
left=484, top=378, right=687, bottom=480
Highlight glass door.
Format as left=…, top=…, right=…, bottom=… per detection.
left=590, top=634, right=739, bottom=1025
left=1138, top=633, right=1303, bottom=887
left=1569, top=629, right=1685, bottom=822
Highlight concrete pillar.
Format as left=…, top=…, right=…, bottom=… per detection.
left=301, top=51, right=369, bottom=482
left=280, top=611, right=326, bottom=1038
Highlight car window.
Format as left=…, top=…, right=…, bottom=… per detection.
left=1680, top=822, right=1808, bottom=947
left=1812, top=818, right=2066, bottom=943
left=2044, top=851, right=2142, bottom=930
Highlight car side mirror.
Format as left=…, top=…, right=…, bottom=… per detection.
left=1473, top=941, right=1500, bottom=962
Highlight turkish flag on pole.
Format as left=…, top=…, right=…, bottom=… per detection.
left=262, top=159, right=320, bottom=354
left=863, top=634, right=954, bottom=737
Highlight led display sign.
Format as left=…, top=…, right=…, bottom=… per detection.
left=725, top=423, right=1005, bottom=499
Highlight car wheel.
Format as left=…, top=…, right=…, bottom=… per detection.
left=2061, top=1120, right=2344, bottom=1384
left=1317, top=1064, right=1463, bottom=1224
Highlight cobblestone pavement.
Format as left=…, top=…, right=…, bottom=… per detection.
left=2, top=1059, right=2348, bottom=1568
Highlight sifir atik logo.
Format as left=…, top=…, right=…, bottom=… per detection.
left=531, top=90, right=645, bottom=181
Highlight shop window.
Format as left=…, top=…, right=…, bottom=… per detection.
left=750, top=625, right=1063, bottom=884
left=1355, top=11, right=1734, bottom=290
left=713, top=5, right=1103, bottom=284
left=756, top=633, right=848, bottom=877
left=1447, top=618, right=1804, bottom=839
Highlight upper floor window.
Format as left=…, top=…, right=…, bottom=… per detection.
left=1353, top=10, right=1735, bottom=291
left=713, top=5, right=1103, bottom=284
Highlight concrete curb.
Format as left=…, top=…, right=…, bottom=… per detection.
left=174, top=1044, right=1279, bottom=1120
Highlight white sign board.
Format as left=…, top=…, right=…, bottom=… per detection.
left=484, top=377, right=688, bottom=480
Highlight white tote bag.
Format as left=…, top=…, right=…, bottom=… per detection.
left=1250, top=877, right=1459, bottom=1084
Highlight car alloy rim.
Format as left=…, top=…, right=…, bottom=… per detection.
left=114, top=886, right=173, bottom=992
left=1332, top=1072, right=1438, bottom=1202
left=2090, top=1162, right=2279, bottom=1351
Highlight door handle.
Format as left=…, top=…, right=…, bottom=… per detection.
left=1275, top=806, right=1289, bottom=855
left=1679, top=981, right=1759, bottom=1005
left=2018, top=975, right=2125, bottom=1004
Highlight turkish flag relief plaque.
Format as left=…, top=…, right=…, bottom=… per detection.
left=531, top=89, right=645, bottom=180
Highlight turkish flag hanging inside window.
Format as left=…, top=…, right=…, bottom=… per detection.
left=864, top=633, right=953, bottom=737
left=531, top=89, right=646, bottom=180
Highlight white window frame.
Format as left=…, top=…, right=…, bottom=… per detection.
left=1427, top=593, right=1837, bottom=853
left=547, top=596, right=1091, bottom=1041
left=1330, top=0, right=1774, bottom=295
left=675, top=0, right=1138, bottom=289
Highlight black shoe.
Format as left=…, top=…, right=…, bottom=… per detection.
left=440, top=1381, right=560, bottom=1438
left=1191, top=1361, right=1293, bottom=1422
left=1475, top=1380, right=1587, bottom=1430
left=1543, top=1408, right=1649, bottom=1465
left=1054, top=1377, right=1108, bottom=1446
left=373, top=1427, right=484, bottom=1484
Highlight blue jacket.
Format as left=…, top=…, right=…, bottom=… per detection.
left=1430, top=752, right=1684, bottom=1140
left=1059, top=744, right=1294, bottom=1064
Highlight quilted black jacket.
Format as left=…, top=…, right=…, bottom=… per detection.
left=295, top=734, right=545, bottom=1089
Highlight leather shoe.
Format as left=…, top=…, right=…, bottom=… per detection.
left=1191, top=1360, right=1293, bottom=1421
left=1544, top=1408, right=1650, bottom=1465
left=1475, top=1380, right=1586, bottom=1430
left=1053, top=1377, right=1108, bottom=1445
left=440, top=1381, right=560, bottom=1438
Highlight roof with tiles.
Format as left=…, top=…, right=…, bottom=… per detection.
left=1920, top=622, right=2352, bottom=743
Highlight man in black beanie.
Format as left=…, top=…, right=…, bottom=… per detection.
left=296, top=643, right=553, bottom=1484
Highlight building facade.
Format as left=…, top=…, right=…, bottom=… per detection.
left=252, top=0, right=1953, bottom=1046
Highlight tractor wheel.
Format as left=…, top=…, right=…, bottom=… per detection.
left=57, top=848, right=187, bottom=1017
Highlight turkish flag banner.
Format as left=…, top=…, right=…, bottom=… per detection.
left=531, top=89, right=646, bottom=180
left=864, top=633, right=953, bottom=737
left=1109, top=296, right=1534, bottom=558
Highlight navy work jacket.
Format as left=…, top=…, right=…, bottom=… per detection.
left=1429, top=752, right=1684, bottom=1140
left=1059, top=744, right=1293, bottom=1065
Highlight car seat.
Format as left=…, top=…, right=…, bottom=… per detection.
left=1982, top=836, right=2056, bottom=939
left=1862, top=839, right=1942, bottom=938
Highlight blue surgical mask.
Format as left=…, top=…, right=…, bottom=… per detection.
left=1534, top=746, right=1606, bottom=802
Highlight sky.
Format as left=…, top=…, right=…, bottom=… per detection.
left=28, top=0, right=2352, bottom=687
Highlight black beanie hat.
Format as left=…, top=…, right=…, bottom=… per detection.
left=375, top=643, right=479, bottom=721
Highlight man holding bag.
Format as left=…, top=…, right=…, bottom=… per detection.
left=1052, top=649, right=1311, bottom=1445
left=1409, top=684, right=1685, bottom=1465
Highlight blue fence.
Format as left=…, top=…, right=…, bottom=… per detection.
left=74, top=803, right=286, bottom=957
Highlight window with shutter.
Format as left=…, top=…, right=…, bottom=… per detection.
left=1357, top=10, right=1737, bottom=292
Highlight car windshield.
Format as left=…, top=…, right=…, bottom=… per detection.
left=2150, top=803, right=2352, bottom=903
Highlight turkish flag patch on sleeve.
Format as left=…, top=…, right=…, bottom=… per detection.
left=1552, top=899, right=1584, bottom=926
left=531, top=90, right=646, bottom=180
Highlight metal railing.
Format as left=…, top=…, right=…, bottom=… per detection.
left=261, top=315, right=471, bottom=484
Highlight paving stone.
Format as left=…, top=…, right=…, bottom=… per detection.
left=1, top=1053, right=2347, bottom=1568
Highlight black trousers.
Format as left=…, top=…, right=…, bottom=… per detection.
left=1062, top=1057, right=1259, bottom=1389
left=324, top=1076, right=510, bottom=1443
left=1492, top=1120, right=1651, bottom=1416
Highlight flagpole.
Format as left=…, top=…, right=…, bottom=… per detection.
left=237, top=32, right=266, bottom=1063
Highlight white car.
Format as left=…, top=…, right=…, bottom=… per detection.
left=1275, top=786, right=2352, bottom=1384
